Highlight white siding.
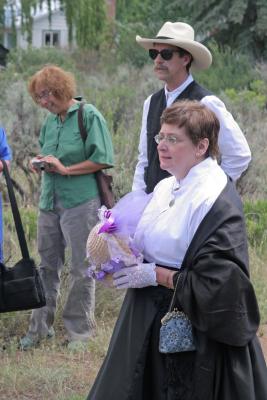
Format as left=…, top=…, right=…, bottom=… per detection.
left=16, top=9, right=75, bottom=49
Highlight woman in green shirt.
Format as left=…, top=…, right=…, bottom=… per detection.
left=20, top=65, right=114, bottom=350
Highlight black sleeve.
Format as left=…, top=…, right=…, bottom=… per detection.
left=175, top=203, right=260, bottom=347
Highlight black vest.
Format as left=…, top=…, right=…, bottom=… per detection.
left=145, top=81, right=212, bottom=193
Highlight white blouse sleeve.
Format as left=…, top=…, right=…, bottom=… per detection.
left=132, top=95, right=152, bottom=191
left=201, top=95, right=251, bottom=181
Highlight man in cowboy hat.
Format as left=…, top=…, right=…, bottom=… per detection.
left=132, top=21, right=251, bottom=193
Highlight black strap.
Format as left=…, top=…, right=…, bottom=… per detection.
left=168, top=272, right=182, bottom=311
left=167, top=266, right=187, bottom=312
left=78, top=102, right=87, bottom=143
left=1, top=159, right=30, bottom=260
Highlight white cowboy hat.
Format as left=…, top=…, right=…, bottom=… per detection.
left=136, top=21, right=212, bottom=71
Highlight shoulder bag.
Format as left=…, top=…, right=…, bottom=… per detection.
left=0, top=160, right=46, bottom=312
left=78, top=103, right=115, bottom=209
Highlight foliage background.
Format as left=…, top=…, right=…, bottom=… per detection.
left=0, top=1, right=267, bottom=398
left=1, top=0, right=267, bottom=61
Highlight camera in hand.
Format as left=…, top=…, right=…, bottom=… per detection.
left=31, top=158, right=46, bottom=171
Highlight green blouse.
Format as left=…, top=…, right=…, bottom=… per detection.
left=39, top=102, right=114, bottom=210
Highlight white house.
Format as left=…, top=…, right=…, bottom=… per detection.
left=16, top=8, right=72, bottom=49
left=4, top=0, right=116, bottom=50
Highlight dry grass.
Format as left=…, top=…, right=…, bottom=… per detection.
left=249, top=247, right=267, bottom=324
left=0, top=284, right=123, bottom=400
left=0, top=345, right=98, bottom=399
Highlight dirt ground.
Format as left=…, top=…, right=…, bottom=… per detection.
left=259, top=324, right=267, bottom=361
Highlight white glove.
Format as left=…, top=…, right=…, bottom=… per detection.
left=113, top=263, right=158, bottom=289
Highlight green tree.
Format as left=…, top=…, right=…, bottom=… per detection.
left=116, top=0, right=188, bottom=26
left=2, top=0, right=267, bottom=60
left=19, top=0, right=36, bottom=43
left=116, top=0, right=267, bottom=62
left=114, top=0, right=190, bottom=67
left=184, top=0, right=267, bottom=59
left=116, top=0, right=152, bottom=23
left=61, top=0, right=107, bottom=49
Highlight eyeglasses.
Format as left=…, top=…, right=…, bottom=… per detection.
left=149, top=48, right=179, bottom=61
left=35, top=90, right=52, bottom=102
left=154, top=134, right=180, bottom=145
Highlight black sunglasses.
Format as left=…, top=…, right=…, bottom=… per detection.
left=149, top=48, right=179, bottom=61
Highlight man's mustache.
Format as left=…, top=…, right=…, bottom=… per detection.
left=154, top=66, right=168, bottom=71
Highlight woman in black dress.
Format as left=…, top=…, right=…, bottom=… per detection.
left=87, top=100, right=267, bottom=400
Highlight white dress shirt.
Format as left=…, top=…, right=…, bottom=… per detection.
left=132, top=75, right=251, bottom=191
left=133, top=157, right=227, bottom=268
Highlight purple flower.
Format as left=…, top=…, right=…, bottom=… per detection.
left=98, top=221, right=117, bottom=234
left=95, top=271, right=106, bottom=280
left=87, top=267, right=107, bottom=281
left=102, top=260, right=125, bottom=274
left=87, top=258, right=129, bottom=283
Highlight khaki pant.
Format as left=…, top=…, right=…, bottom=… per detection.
left=27, top=196, right=100, bottom=342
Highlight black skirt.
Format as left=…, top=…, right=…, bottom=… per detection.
left=87, top=285, right=197, bottom=400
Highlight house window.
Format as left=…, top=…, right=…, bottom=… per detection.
left=43, top=30, right=60, bottom=47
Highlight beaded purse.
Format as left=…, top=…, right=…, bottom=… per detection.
left=159, top=273, right=196, bottom=353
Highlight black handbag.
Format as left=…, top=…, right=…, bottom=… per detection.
left=78, top=102, right=115, bottom=209
left=0, top=160, right=46, bottom=312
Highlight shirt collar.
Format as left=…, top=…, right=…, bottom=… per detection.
left=67, top=101, right=80, bottom=113
left=178, top=157, right=218, bottom=188
left=53, top=100, right=80, bottom=122
left=164, top=75, right=194, bottom=106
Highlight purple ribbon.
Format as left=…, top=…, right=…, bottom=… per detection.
left=98, top=210, right=118, bottom=234
left=94, top=270, right=106, bottom=280
left=129, top=241, right=140, bottom=257
left=102, top=259, right=125, bottom=273
left=87, top=259, right=125, bottom=281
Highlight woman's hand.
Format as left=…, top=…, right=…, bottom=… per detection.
left=40, top=157, right=108, bottom=176
left=155, top=267, right=176, bottom=289
left=30, top=155, right=45, bottom=173
left=113, top=263, right=158, bottom=289
left=113, top=263, right=176, bottom=290
left=41, top=155, right=68, bottom=175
